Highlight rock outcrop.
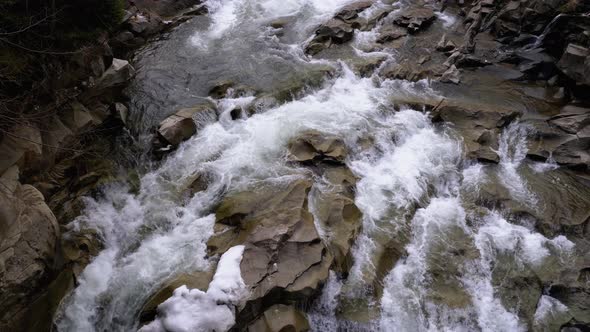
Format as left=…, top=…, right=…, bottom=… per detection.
left=287, top=130, right=347, bottom=163
left=393, top=7, right=436, bottom=33
left=305, top=1, right=378, bottom=54
left=432, top=103, right=521, bottom=163
left=155, top=103, right=218, bottom=148
left=0, top=166, right=61, bottom=331
left=206, top=178, right=331, bottom=325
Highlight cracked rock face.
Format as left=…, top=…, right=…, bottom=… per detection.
left=0, top=166, right=60, bottom=330
left=207, top=178, right=332, bottom=325
left=393, top=7, right=436, bottom=33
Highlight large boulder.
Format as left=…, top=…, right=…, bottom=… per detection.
left=287, top=130, right=347, bottom=163
left=558, top=44, right=590, bottom=85
left=207, top=178, right=332, bottom=326
left=432, top=103, right=520, bottom=163
left=393, top=7, right=436, bottom=33
left=156, top=103, right=218, bottom=147
left=306, top=19, right=355, bottom=55
left=311, top=166, right=362, bottom=273
left=0, top=166, right=60, bottom=331
left=548, top=107, right=590, bottom=134
left=548, top=285, right=590, bottom=325
left=526, top=106, right=590, bottom=169
left=305, top=0, right=378, bottom=54
left=433, top=104, right=521, bottom=130
left=60, top=101, right=102, bottom=134
left=94, top=58, right=136, bottom=90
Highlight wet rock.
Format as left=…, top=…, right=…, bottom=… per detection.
left=468, top=146, right=500, bottom=163
left=207, top=178, right=332, bottom=325
left=509, top=48, right=557, bottom=81
left=305, top=0, right=376, bottom=54
left=379, top=60, right=443, bottom=82
left=463, top=128, right=501, bottom=164
left=186, top=173, right=211, bottom=197
left=335, top=0, right=372, bottom=23
left=209, top=81, right=235, bottom=99
left=0, top=166, right=60, bottom=331
left=311, top=19, right=355, bottom=48
left=351, top=55, right=388, bottom=77
left=549, top=285, right=590, bottom=324
left=552, top=137, right=590, bottom=169
left=433, top=103, right=521, bottom=163
left=558, top=44, right=590, bottom=85
left=433, top=104, right=521, bottom=130
left=363, top=8, right=391, bottom=31
left=247, top=304, right=310, bottom=332
left=548, top=109, right=590, bottom=135
left=525, top=106, right=590, bottom=170
left=393, top=7, right=436, bottom=33
left=61, top=228, right=103, bottom=275
left=156, top=103, right=218, bottom=147
left=312, top=166, right=362, bottom=273
left=287, top=130, right=347, bottom=163
left=455, top=55, right=491, bottom=68
left=376, top=25, right=408, bottom=44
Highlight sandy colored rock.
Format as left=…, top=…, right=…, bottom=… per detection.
left=287, top=130, right=347, bottom=163
left=0, top=166, right=60, bottom=330
left=157, top=103, right=218, bottom=147
left=248, top=304, right=310, bottom=332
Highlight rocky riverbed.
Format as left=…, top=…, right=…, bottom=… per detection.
left=1, top=0, right=590, bottom=331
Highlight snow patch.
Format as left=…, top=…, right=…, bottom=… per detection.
left=140, top=245, right=247, bottom=332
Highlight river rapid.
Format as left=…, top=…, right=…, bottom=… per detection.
left=53, top=0, right=584, bottom=331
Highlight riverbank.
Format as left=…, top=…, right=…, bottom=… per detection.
left=0, top=1, right=205, bottom=330
left=2, top=0, right=590, bottom=331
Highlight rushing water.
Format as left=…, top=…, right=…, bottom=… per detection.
left=55, top=0, right=576, bottom=331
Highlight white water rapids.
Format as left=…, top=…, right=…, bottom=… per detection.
left=54, top=0, right=575, bottom=331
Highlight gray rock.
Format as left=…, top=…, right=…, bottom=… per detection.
left=440, top=65, right=461, bottom=84
left=376, top=25, right=408, bottom=44
left=393, top=7, right=436, bottom=33
left=558, top=44, right=590, bottom=85
left=95, top=58, right=136, bottom=90
left=113, top=102, right=129, bottom=125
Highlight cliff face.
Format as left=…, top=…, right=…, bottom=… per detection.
left=0, top=1, right=203, bottom=331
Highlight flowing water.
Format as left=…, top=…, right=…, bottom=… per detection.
left=54, top=0, right=576, bottom=331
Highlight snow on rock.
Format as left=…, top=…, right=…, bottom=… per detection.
left=139, top=245, right=247, bottom=332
